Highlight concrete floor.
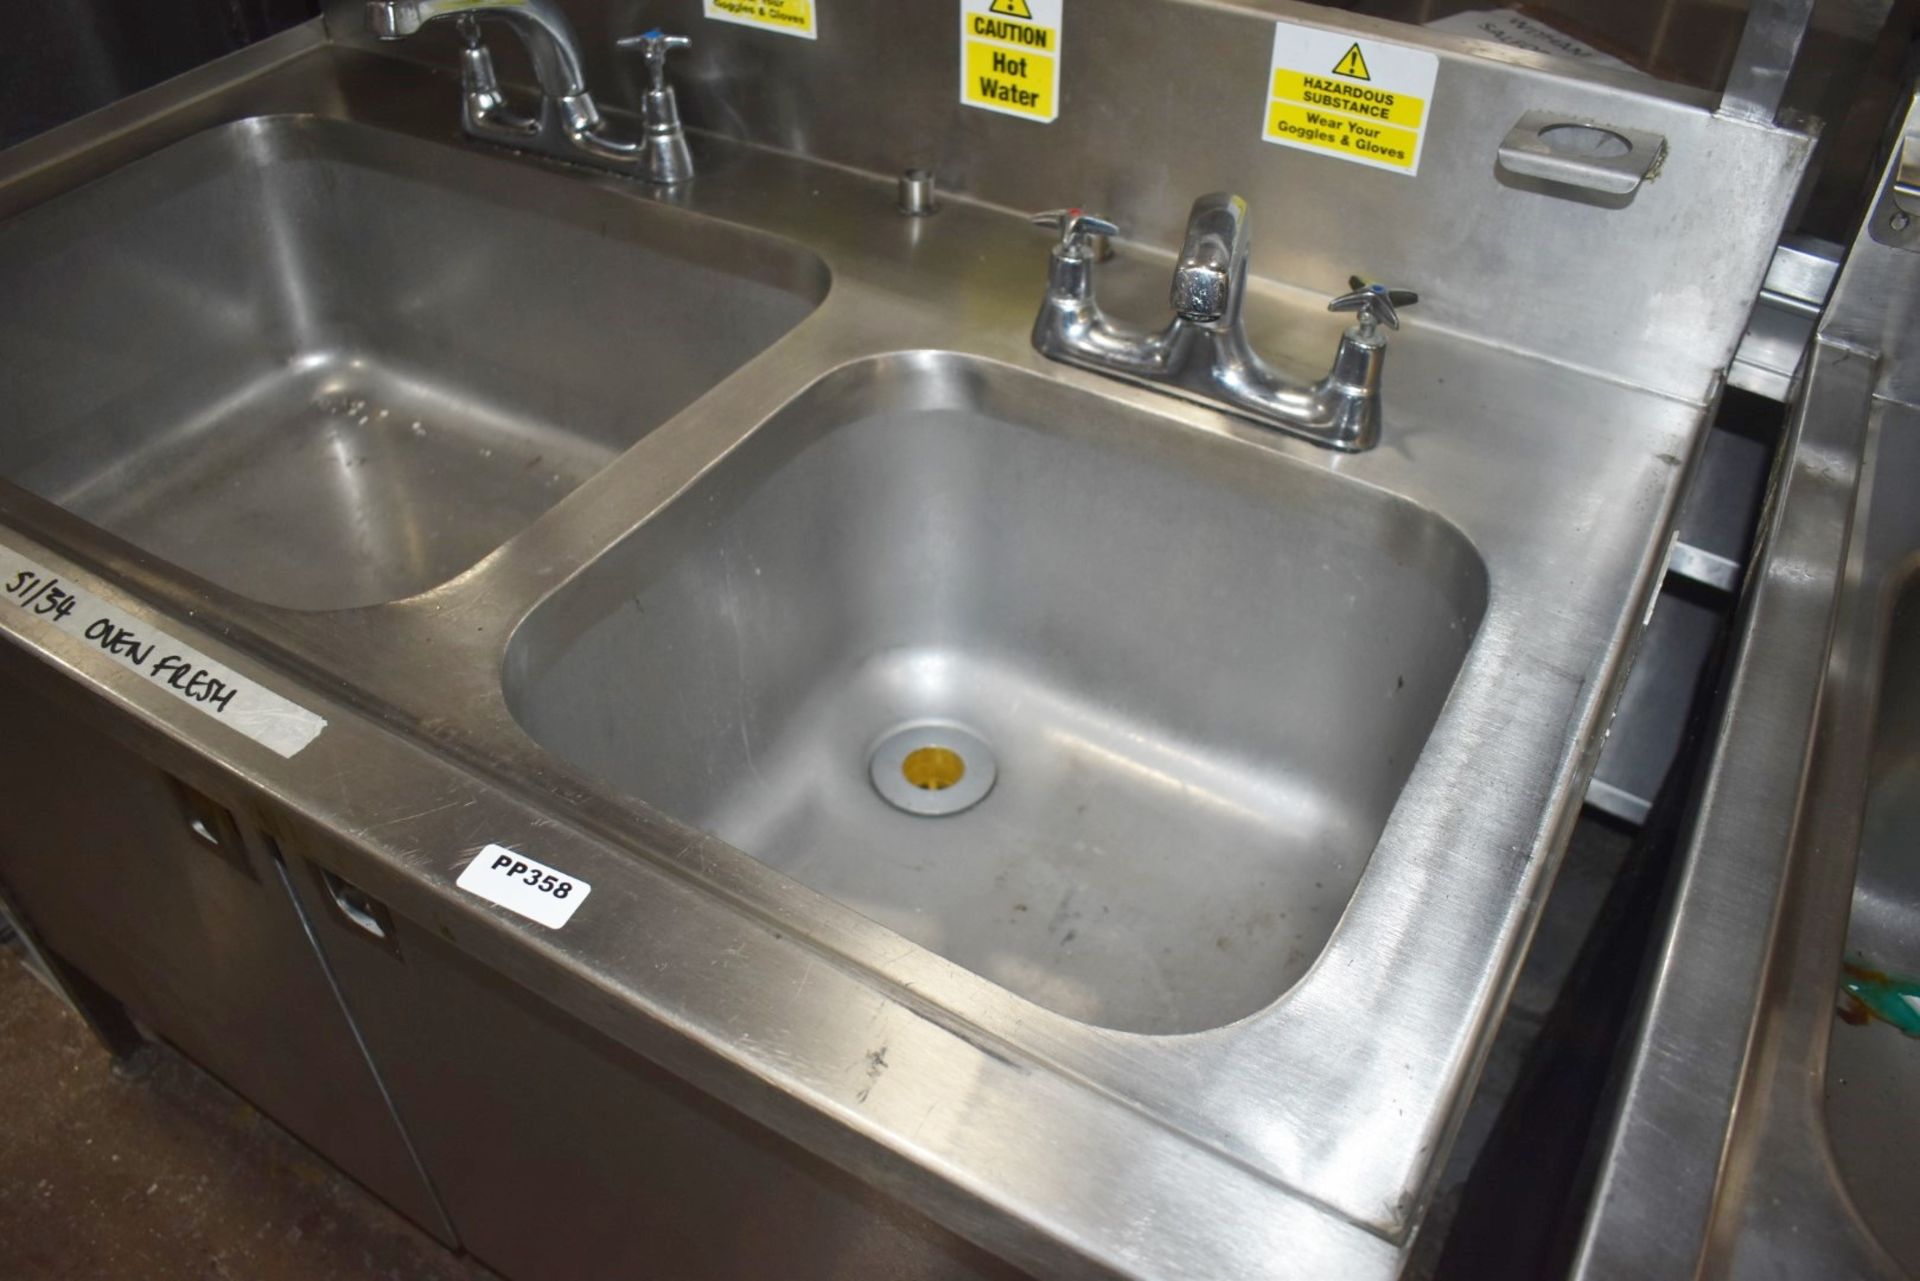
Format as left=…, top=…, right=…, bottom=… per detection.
left=0, top=950, right=493, bottom=1281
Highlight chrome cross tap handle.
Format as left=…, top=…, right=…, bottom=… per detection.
left=1030, top=210, right=1180, bottom=378
left=1328, top=277, right=1420, bottom=336
left=619, top=29, right=693, bottom=87
left=1030, top=208, right=1122, bottom=257
left=615, top=30, right=695, bottom=185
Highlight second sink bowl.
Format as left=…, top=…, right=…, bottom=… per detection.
left=0, top=115, right=827, bottom=611
left=1827, top=563, right=1920, bottom=1272
left=506, top=354, right=1487, bottom=1034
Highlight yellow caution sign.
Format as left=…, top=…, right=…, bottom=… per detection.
left=1270, top=71, right=1424, bottom=129
left=702, top=0, right=815, bottom=40
left=961, top=0, right=1063, bottom=122
left=1268, top=103, right=1419, bottom=169
left=1332, top=42, right=1371, bottom=80
left=1262, top=22, right=1437, bottom=174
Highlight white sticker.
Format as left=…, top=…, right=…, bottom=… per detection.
left=959, top=0, right=1063, bottom=123
left=1424, top=10, right=1636, bottom=74
left=457, top=844, right=591, bottom=929
left=1261, top=22, right=1439, bottom=175
left=703, top=0, right=816, bottom=39
left=0, top=540, right=326, bottom=758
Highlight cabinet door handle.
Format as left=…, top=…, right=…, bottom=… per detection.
left=165, top=776, right=255, bottom=880
left=320, top=868, right=394, bottom=943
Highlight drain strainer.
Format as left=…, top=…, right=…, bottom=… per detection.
left=869, top=722, right=997, bottom=817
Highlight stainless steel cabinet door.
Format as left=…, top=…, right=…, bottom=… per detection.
left=283, top=834, right=1028, bottom=1281
left=0, top=653, right=452, bottom=1245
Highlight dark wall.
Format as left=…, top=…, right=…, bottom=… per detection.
left=1, top=0, right=317, bottom=149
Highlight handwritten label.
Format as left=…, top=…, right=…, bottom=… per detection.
left=960, top=0, right=1063, bottom=122
left=0, top=539, right=326, bottom=758
left=703, top=0, right=816, bottom=39
left=1262, top=22, right=1438, bottom=175
left=457, top=844, right=591, bottom=929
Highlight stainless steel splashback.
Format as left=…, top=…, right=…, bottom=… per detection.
left=322, top=0, right=1816, bottom=403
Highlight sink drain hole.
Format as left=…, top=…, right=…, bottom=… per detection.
left=902, top=746, right=966, bottom=791
left=871, top=723, right=996, bottom=817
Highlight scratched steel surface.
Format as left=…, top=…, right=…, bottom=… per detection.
left=0, top=10, right=1813, bottom=1276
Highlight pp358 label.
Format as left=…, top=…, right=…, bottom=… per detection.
left=457, top=844, right=592, bottom=929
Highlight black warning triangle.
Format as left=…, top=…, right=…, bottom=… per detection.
left=989, top=0, right=1035, bottom=17
left=1332, top=42, right=1371, bottom=80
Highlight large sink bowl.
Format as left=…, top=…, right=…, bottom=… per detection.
left=506, top=355, right=1486, bottom=1034
left=0, top=115, right=826, bottom=610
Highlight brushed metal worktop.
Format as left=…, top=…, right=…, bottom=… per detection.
left=0, top=24, right=1768, bottom=1278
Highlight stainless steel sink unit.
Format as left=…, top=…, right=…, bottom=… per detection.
left=1575, top=91, right=1920, bottom=1281
left=0, top=114, right=824, bottom=610
left=504, top=354, right=1485, bottom=1034
left=0, top=4, right=1825, bottom=1279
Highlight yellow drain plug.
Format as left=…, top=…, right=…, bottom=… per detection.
left=901, top=745, right=966, bottom=791
left=870, top=723, right=997, bottom=817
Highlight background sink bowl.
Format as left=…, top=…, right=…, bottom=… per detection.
left=0, top=115, right=827, bottom=610
left=506, top=354, right=1487, bottom=1034
left=1827, top=565, right=1920, bottom=1272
